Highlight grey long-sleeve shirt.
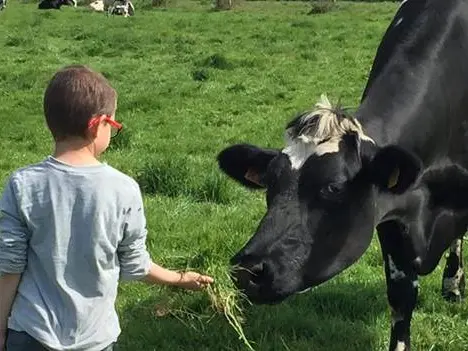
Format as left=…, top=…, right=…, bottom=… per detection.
left=0, top=156, right=151, bottom=351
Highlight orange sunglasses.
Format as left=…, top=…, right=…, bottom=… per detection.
left=88, top=115, right=123, bottom=138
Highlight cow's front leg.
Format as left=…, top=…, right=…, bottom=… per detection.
left=442, top=237, right=465, bottom=302
left=377, top=222, right=419, bottom=351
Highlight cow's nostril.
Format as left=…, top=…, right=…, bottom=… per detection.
left=248, top=262, right=265, bottom=285
left=230, top=258, right=270, bottom=292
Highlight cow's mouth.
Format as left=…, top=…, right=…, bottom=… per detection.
left=242, top=284, right=290, bottom=305
left=230, top=265, right=295, bottom=305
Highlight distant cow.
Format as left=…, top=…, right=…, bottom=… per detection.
left=217, top=0, right=468, bottom=350
left=38, top=0, right=76, bottom=9
left=0, top=0, right=6, bottom=10
left=107, top=0, right=134, bottom=17
left=89, top=0, right=114, bottom=12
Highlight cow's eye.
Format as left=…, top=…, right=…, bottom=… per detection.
left=327, top=183, right=344, bottom=193
left=320, top=182, right=346, bottom=199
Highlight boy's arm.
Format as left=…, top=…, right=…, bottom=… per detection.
left=0, top=176, right=30, bottom=341
left=143, top=262, right=214, bottom=290
left=117, top=182, right=152, bottom=281
left=142, top=262, right=182, bottom=285
left=0, top=274, right=21, bottom=338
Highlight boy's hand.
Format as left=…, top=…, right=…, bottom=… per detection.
left=176, top=271, right=214, bottom=290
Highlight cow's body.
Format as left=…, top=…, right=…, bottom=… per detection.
left=357, top=1, right=468, bottom=348
left=38, top=0, right=76, bottom=9
left=88, top=0, right=114, bottom=12
left=359, top=0, right=468, bottom=167
left=217, top=0, right=468, bottom=350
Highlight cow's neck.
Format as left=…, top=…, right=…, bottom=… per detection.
left=352, top=0, right=468, bottom=165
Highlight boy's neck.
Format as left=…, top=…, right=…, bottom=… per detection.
left=53, top=138, right=101, bottom=166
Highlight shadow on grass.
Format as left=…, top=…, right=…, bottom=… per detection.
left=116, top=280, right=388, bottom=351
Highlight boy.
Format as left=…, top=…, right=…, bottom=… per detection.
left=0, top=65, right=214, bottom=351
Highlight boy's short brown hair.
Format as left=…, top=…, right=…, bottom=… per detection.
left=43, top=65, right=117, bottom=141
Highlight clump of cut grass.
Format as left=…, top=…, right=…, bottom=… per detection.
left=205, top=265, right=255, bottom=351
left=151, top=261, right=256, bottom=350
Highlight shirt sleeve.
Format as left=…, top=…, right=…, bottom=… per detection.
left=0, top=175, right=30, bottom=275
left=117, top=182, right=151, bottom=281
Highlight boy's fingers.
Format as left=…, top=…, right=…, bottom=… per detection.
left=199, top=275, right=214, bottom=284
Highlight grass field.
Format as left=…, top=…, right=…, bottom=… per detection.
left=1, top=0, right=468, bottom=350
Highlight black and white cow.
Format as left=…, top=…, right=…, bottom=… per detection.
left=38, top=0, right=76, bottom=10
left=107, top=0, right=134, bottom=17
left=217, top=0, right=468, bottom=350
left=0, top=0, right=6, bottom=11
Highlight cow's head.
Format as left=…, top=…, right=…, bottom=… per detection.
left=218, top=95, right=423, bottom=304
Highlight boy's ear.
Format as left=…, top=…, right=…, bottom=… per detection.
left=369, top=145, right=423, bottom=194
left=88, top=124, right=99, bottom=138
left=217, top=143, right=280, bottom=189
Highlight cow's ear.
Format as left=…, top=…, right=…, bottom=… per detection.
left=217, top=143, right=280, bottom=189
left=369, top=145, right=423, bottom=194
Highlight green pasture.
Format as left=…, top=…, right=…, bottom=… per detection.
left=1, top=0, right=467, bottom=350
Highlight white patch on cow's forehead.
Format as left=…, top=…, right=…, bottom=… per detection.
left=282, top=94, right=374, bottom=170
